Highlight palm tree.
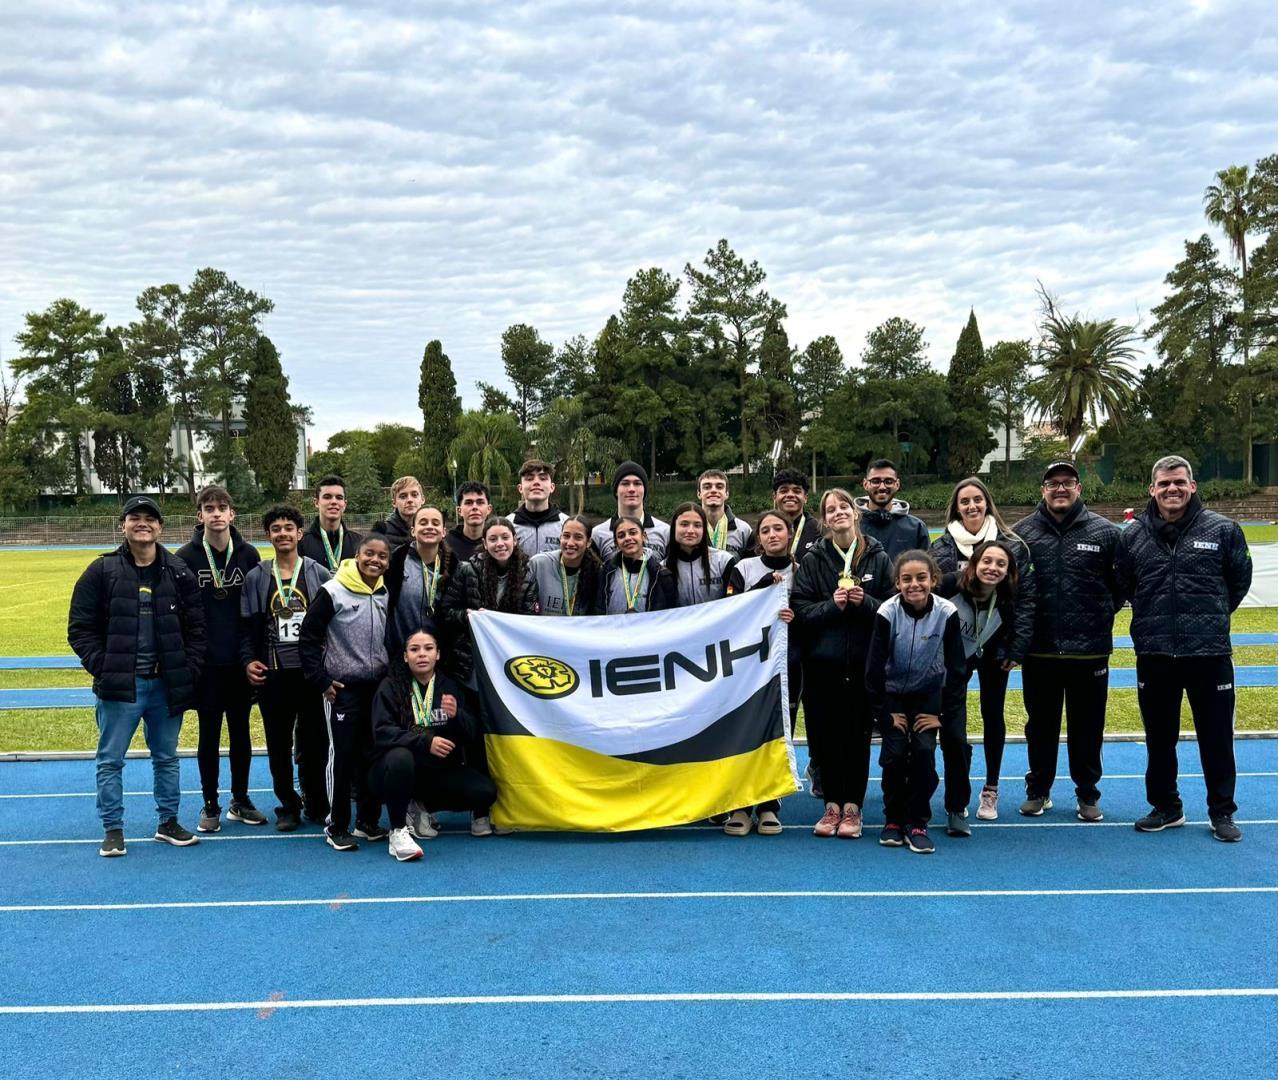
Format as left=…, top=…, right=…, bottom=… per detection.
left=1204, top=164, right=1257, bottom=481
left=448, top=411, right=525, bottom=498
left=1029, top=290, right=1140, bottom=444
left=533, top=396, right=624, bottom=513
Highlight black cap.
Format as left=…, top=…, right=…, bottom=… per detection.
left=611, top=460, right=649, bottom=494
left=120, top=495, right=164, bottom=522
left=1042, top=461, right=1079, bottom=483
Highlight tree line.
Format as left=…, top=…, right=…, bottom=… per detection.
left=5, top=153, right=1275, bottom=514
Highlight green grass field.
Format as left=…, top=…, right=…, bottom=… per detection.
left=1, top=542, right=1273, bottom=753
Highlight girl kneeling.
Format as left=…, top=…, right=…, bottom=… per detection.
left=865, top=551, right=966, bottom=855
left=369, top=627, right=498, bottom=861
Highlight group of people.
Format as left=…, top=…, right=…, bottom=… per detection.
left=68, top=451, right=1253, bottom=861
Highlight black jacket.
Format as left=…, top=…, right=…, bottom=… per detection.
left=371, top=671, right=469, bottom=768
left=385, top=542, right=466, bottom=681
left=439, top=554, right=539, bottom=682
left=1011, top=501, right=1123, bottom=656
left=443, top=526, right=484, bottom=564
left=298, top=516, right=362, bottom=572
left=176, top=524, right=261, bottom=667
left=790, top=535, right=893, bottom=669
left=791, top=513, right=822, bottom=561
left=930, top=526, right=1036, bottom=662
left=854, top=497, right=931, bottom=564
left=1116, top=496, right=1252, bottom=657
left=370, top=512, right=414, bottom=551
left=67, top=543, right=206, bottom=709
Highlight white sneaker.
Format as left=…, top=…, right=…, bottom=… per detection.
left=976, top=786, right=999, bottom=820
left=387, top=827, right=423, bottom=862
left=471, top=815, right=494, bottom=837
left=406, top=800, right=438, bottom=840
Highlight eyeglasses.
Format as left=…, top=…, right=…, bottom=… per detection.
left=865, top=478, right=898, bottom=486
left=1043, top=480, right=1078, bottom=491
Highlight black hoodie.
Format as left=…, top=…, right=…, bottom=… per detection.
left=176, top=524, right=261, bottom=667
left=370, top=511, right=414, bottom=552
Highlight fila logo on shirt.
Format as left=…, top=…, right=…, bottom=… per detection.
left=197, top=567, right=247, bottom=588
left=1192, top=541, right=1219, bottom=551
left=1076, top=543, right=1101, bottom=553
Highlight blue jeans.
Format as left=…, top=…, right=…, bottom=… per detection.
left=95, top=677, right=185, bottom=831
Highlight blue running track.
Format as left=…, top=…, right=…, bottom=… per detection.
left=0, top=740, right=1274, bottom=1078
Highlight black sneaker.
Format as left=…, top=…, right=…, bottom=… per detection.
left=353, top=820, right=388, bottom=841
left=227, top=799, right=268, bottom=826
left=1210, top=814, right=1242, bottom=843
left=99, top=829, right=126, bottom=857
left=197, top=802, right=221, bottom=833
left=276, top=808, right=301, bottom=833
left=879, top=823, right=905, bottom=847
left=325, top=828, right=359, bottom=851
left=154, top=819, right=200, bottom=846
left=906, top=827, right=935, bottom=854
left=303, top=806, right=328, bottom=825
left=1134, top=807, right=1186, bottom=833
left=945, top=810, right=971, bottom=837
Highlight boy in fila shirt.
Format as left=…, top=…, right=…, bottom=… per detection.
left=697, top=469, right=753, bottom=555
left=590, top=461, right=670, bottom=560
left=507, top=459, right=569, bottom=556
left=300, top=474, right=362, bottom=572
left=240, top=505, right=333, bottom=830
left=176, top=485, right=262, bottom=833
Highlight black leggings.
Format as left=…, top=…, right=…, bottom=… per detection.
left=801, top=662, right=873, bottom=808
left=255, top=669, right=316, bottom=813
left=195, top=665, right=253, bottom=805
left=369, top=746, right=498, bottom=826
left=973, top=652, right=1009, bottom=788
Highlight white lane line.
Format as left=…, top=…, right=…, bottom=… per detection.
left=1, top=885, right=1275, bottom=914
left=1, top=988, right=1275, bottom=1015
left=0, top=788, right=277, bottom=800
left=3, top=774, right=1277, bottom=800
left=3, top=820, right=1278, bottom=846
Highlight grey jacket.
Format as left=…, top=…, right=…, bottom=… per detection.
left=670, top=548, right=736, bottom=605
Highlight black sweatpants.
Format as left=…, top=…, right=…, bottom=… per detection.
left=369, top=746, right=498, bottom=826
left=195, top=665, right=253, bottom=806
left=323, top=679, right=382, bottom=833
left=255, top=669, right=317, bottom=814
left=1022, top=656, right=1109, bottom=803
left=972, top=652, right=1009, bottom=788
left=1136, top=655, right=1238, bottom=817
left=802, top=663, right=872, bottom=808
left=879, top=692, right=940, bottom=827
left=940, top=662, right=975, bottom=814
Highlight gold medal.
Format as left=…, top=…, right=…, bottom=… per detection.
left=838, top=574, right=859, bottom=590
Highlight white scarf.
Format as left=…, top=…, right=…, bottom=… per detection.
left=946, top=516, right=998, bottom=558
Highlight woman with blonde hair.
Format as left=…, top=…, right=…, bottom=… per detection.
left=791, top=488, right=893, bottom=839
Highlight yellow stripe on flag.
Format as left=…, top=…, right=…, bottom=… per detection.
left=486, top=733, right=799, bottom=832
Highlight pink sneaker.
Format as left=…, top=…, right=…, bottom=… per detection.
left=976, top=786, right=999, bottom=820
left=813, top=804, right=841, bottom=837
left=837, top=803, right=863, bottom=839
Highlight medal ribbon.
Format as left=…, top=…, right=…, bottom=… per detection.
left=789, top=514, right=805, bottom=557
left=411, top=674, right=438, bottom=729
left=622, top=559, right=648, bottom=612
left=320, top=525, right=344, bottom=571
left=833, top=537, right=858, bottom=579
left=272, top=558, right=296, bottom=611
left=202, top=533, right=234, bottom=591
left=709, top=515, right=728, bottom=551
left=420, top=552, right=441, bottom=611
left=558, top=555, right=579, bottom=616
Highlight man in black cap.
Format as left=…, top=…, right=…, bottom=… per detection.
left=590, top=461, right=670, bottom=560
left=68, top=496, right=206, bottom=857
left=1012, top=462, right=1123, bottom=821
left=1117, top=454, right=1252, bottom=842
left=771, top=468, right=822, bottom=561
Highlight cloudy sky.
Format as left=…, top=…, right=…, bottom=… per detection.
left=2, top=1, right=1273, bottom=446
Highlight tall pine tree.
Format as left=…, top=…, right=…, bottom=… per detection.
left=243, top=335, right=299, bottom=499
left=418, top=339, right=461, bottom=493
left=945, top=309, right=995, bottom=478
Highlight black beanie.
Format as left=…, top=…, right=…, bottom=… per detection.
left=612, top=460, right=650, bottom=494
